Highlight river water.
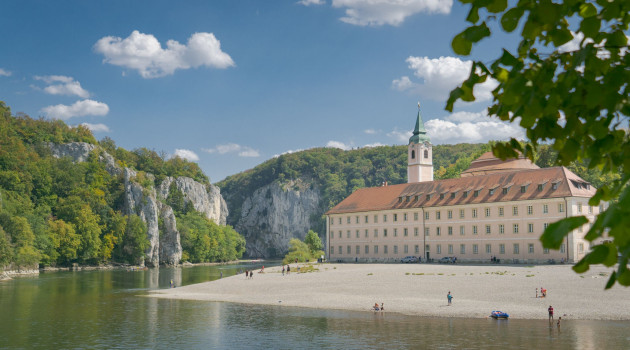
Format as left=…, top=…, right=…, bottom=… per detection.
left=1, top=263, right=629, bottom=349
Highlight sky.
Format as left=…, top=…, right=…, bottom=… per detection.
left=1, top=0, right=531, bottom=182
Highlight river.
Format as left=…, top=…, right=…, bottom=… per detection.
left=1, top=263, right=629, bottom=349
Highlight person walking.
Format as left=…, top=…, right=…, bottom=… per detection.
left=245, top=270, right=248, bottom=279
left=536, top=288, right=538, bottom=298
left=447, top=291, right=453, bottom=305
left=282, top=266, right=285, bottom=276
left=548, top=305, right=554, bottom=321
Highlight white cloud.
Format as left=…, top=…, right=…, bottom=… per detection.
left=273, top=149, right=304, bottom=158
left=80, top=123, right=110, bottom=133
left=331, top=0, right=452, bottom=26
left=399, top=56, right=498, bottom=102
left=363, top=142, right=386, bottom=148
left=203, top=143, right=260, bottom=157
left=298, top=0, right=324, bottom=5
left=326, top=140, right=351, bottom=150
left=41, top=99, right=109, bottom=120
left=425, top=110, right=525, bottom=144
left=558, top=31, right=629, bottom=59
left=35, top=75, right=90, bottom=98
left=364, top=128, right=378, bottom=134
left=0, top=68, right=11, bottom=77
left=387, top=128, right=412, bottom=143
left=94, top=30, right=235, bottom=78
left=174, top=149, right=200, bottom=161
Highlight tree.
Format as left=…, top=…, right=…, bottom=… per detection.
left=48, top=218, right=80, bottom=265
left=448, top=0, right=630, bottom=287
left=282, top=238, right=311, bottom=265
left=123, top=214, right=148, bottom=265
left=0, top=226, right=13, bottom=268
left=304, top=230, right=323, bottom=255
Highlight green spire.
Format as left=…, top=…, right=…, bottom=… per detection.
left=409, top=104, right=430, bottom=144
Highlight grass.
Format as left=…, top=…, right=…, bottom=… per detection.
left=297, top=265, right=319, bottom=273
left=526, top=274, right=535, bottom=277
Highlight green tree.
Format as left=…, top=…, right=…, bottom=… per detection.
left=0, top=226, right=13, bottom=268
left=48, top=218, right=80, bottom=265
left=304, top=230, right=323, bottom=254
left=73, top=205, right=102, bottom=263
left=448, top=0, right=630, bottom=287
left=123, top=214, right=148, bottom=265
left=282, top=238, right=312, bottom=265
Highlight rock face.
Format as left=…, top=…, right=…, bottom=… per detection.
left=158, top=176, right=228, bottom=225
left=47, top=142, right=227, bottom=265
left=235, top=179, right=321, bottom=258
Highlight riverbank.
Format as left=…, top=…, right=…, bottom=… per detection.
left=148, top=263, right=630, bottom=320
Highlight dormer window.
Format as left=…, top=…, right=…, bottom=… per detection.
left=489, top=188, right=495, bottom=195
left=414, top=195, right=419, bottom=201
left=502, top=188, right=508, bottom=194
left=537, top=184, right=543, bottom=191
left=451, top=192, right=456, bottom=199
left=520, top=186, right=526, bottom=193
left=426, top=194, right=431, bottom=201
left=440, top=193, right=445, bottom=199
left=398, top=197, right=403, bottom=203
left=552, top=182, right=558, bottom=190
left=406, top=196, right=411, bottom=202
left=463, top=191, right=468, bottom=198
left=473, top=190, right=480, bottom=197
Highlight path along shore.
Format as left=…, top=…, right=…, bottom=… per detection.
left=147, top=263, right=630, bottom=320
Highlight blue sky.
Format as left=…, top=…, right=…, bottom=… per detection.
left=1, top=0, right=530, bottom=182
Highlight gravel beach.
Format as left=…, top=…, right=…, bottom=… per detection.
left=148, top=263, right=630, bottom=320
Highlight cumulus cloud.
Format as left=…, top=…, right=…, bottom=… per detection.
left=326, top=140, right=352, bottom=150
left=273, top=148, right=304, bottom=158
left=363, top=142, right=386, bottom=148
left=203, top=143, right=260, bottom=157
left=331, top=0, right=452, bottom=26
left=173, top=149, right=200, bottom=161
left=0, top=68, right=11, bottom=77
left=387, top=128, right=412, bottom=143
left=94, top=31, right=234, bottom=78
left=298, top=0, right=324, bottom=5
left=425, top=110, right=525, bottom=144
left=41, top=99, right=109, bottom=120
left=396, top=56, right=497, bottom=102
left=34, top=75, right=90, bottom=98
left=364, top=128, right=378, bottom=134
left=80, top=123, right=110, bottom=133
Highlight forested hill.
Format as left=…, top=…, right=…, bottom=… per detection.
left=0, top=101, right=244, bottom=271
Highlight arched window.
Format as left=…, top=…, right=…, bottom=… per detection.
left=411, top=150, right=415, bottom=159
left=424, top=150, right=429, bottom=158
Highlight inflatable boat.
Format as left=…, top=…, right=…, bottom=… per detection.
left=490, top=311, right=509, bottom=319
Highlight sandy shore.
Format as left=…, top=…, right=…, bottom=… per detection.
left=147, top=263, right=630, bottom=320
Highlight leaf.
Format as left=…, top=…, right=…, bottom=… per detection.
left=607, top=30, right=628, bottom=47
left=573, top=257, right=590, bottom=273
left=487, top=0, right=507, bottom=13
left=452, top=32, right=472, bottom=55
left=466, top=5, right=480, bottom=23
left=580, top=16, right=601, bottom=39
left=541, top=216, right=589, bottom=249
left=501, top=7, right=524, bottom=32
left=579, top=3, right=598, bottom=18
left=586, top=244, right=609, bottom=264
left=464, top=22, right=491, bottom=43
left=605, top=271, right=617, bottom=289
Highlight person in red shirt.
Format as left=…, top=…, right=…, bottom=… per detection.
left=548, top=305, right=554, bottom=321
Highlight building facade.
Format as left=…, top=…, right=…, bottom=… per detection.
left=325, top=108, right=601, bottom=263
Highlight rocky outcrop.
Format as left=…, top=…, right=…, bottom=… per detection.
left=235, top=179, right=321, bottom=258
left=158, top=176, right=228, bottom=225
left=157, top=203, right=181, bottom=265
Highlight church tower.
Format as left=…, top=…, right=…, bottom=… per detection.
left=407, top=104, right=433, bottom=183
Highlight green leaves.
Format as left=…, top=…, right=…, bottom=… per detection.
left=541, top=216, right=588, bottom=250
left=452, top=22, right=491, bottom=55
left=501, top=7, right=524, bottom=32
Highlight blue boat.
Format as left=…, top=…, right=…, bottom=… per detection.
left=490, top=311, right=509, bottom=319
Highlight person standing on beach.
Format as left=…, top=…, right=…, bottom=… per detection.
left=557, top=317, right=561, bottom=328
left=245, top=270, right=248, bottom=279
left=548, top=305, right=554, bottom=321
left=282, top=266, right=285, bottom=276
left=536, top=288, right=538, bottom=298
left=287, top=265, right=290, bottom=274
left=447, top=291, right=453, bottom=305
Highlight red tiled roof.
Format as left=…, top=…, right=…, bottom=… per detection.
left=461, top=152, right=540, bottom=177
left=326, top=167, right=595, bottom=215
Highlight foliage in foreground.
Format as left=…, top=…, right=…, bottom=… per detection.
left=282, top=231, right=324, bottom=265
left=449, top=0, right=630, bottom=287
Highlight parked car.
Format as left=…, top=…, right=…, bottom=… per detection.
left=401, top=256, right=418, bottom=263
left=439, top=257, right=456, bottom=264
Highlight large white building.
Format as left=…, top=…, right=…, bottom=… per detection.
left=325, top=109, right=602, bottom=263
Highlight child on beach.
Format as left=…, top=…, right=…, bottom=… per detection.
left=447, top=291, right=453, bottom=305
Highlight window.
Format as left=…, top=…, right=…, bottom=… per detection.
left=472, top=209, right=478, bottom=218
left=513, top=206, right=518, bottom=215
left=486, top=244, right=491, bottom=254
left=588, top=206, right=593, bottom=214
left=426, top=244, right=430, bottom=252
left=414, top=227, right=419, bottom=236
left=437, top=245, right=442, bottom=254
left=513, top=224, right=519, bottom=234
left=513, top=244, right=520, bottom=254
left=528, top=223, right=534, bottom=233
left=448, top=226, right=453, bottom=235
left=473, top=244, right=479, bottom=254
left=414, top=212, right=419, bottom=221
left=424, top=149, right=429, bottom=158
left=440, top=193, right=445, bottom=199
left=578, top=203, right=582, bottom=213
left=374, top=215, right=378, bottom=223
left=474, top=190, right=479, bottom=197
left=460, top=209, right=465, bottom=218
left=460, top=244, right=466, bottom=254
left=473, top=225, right=478, bottom=235
left=347, top=217, right=350, bottom=224
left=331, top=246, right=334, bottom=255
left=503, top=187, right=508, bottom=194
left=394, top=245, right=398, bottom=254
left=347, top=230, right=350, bottom=238
left=499, top=244, right=505, bottom=254
left=415, top=245, right=420, bottom=254
left=365, top=229, right=368, bottom=238
left=558, top=203, right=564, bottom=213
left=544, top=248, right=549, bottom=254
left=393, top=214, right=398, bottom=222
left=394, top=228, right=398, bottom=237
left=404, top=228, right=408, bottom=237
left=499, top=207, right=504, bottom=217
left=486, top=225, right=491, bottom=234
left=356, top=245, right=360, bottom=254
left=527, top=205, right=533, bottom=215
left=521, top=186, right=527, bottom=193
left=374, top=229, right=378, bottom=238
left=552, top=182, right=558, bottom=190
left=356, top=216, right=359, bottom=224
left=463, top=191, right=468, bottom=198
left=436, top=227, right=441, bottom=236
left=365, top=216, right=369, bottom=223
left=404, top=245, right=409, bottom=254
left=339, top=231, right=342, bottom=238
left=489, top=188, right=495, bottom=195
left=451, top=193, right=456, bottom=199
left=528, top=244, right=534, bottom=254
left=356, top=230, right=359, bottom=238
left=485, top=208, right=491, bottom=217
left=448, top=244, right=453, bottom=254
left=383, top=214, right=388, bottom=222
left=404, top=213, right=408, bottom=221
left=538, top=184, right=544, bottom=191
left=384, top=245, right=388, bottom=254
left=543, top=204, right=549, bottom=214
left=411, top=150, right=415, bottom=159
left=425, top=227, right=430, bottom=236
left=448, top=210, right=453, bottom=219
left=460, top=226, right=465, bottom=235
left=425, top=212, right=430, bottom=220
left=499, top=224, right=505, bottom=234
left=426, top=194, right=431, bottom=201
left=383, top=229, right=388, bottom=237
left=436, top=211, right=441, bottom=220
left=339, top=218, right=342, bottom=225
left=365, top=245, right=369, bottom=254
left=346, top=245, right=351, bottom=254
left=374, top=245, right=379, bottom=254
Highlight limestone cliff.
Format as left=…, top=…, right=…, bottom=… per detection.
left=157, top=176, right=228, bottom=225
left=235, top=179, right=321, bottom=258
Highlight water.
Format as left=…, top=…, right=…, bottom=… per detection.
left=1, top=263, right=629, bottom=349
